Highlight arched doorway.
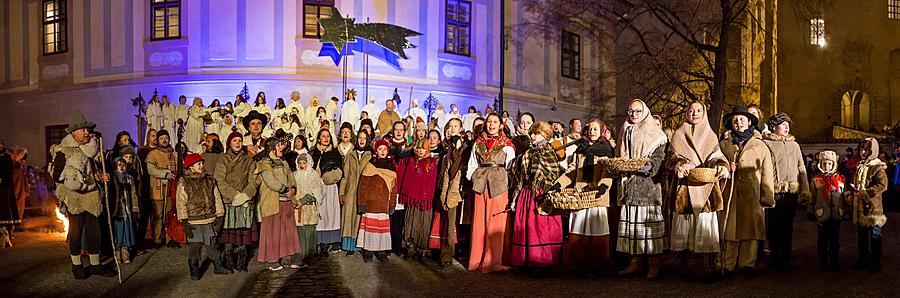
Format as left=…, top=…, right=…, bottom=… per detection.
left=840, top=90, right=871, bottom=130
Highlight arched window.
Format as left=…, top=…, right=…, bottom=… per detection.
left=840, top=90, right=872, bottom=129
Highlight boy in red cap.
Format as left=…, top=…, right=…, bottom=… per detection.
left=176, top=153, right=230, bottom=280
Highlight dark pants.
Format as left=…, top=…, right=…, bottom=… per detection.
left=188, top=242, right=221, bottom=260
left=440, top=207, right=458, bottom=263
left=767, top=193, right=797, bottom=264
left=67, top=213, right=101, bottom=255
left=390, top=209, right=406, bottom=254
left=817, top=220, right=840, bottom=267
left=135, top=197, right=153, bottom=247
left=856, top=225, right=883, bottom=267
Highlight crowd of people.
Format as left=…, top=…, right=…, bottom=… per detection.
left=37, top=90, right=893, bottom=283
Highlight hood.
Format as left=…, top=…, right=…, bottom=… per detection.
left=860, top=137, right=880, bottom=162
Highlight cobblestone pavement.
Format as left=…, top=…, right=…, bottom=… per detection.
left=245, top=256, right=352, bottom=297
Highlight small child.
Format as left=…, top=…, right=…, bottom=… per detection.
left=805, top=150, right=844, bottom=271
left=846, top=138, right=888, bottom=272
left=110, top=157, right=139, bottom=264
left=356, top=139, right=398, bottom=263
left=293, top=151, right=322, bottom=266
left=176, top=153, right=231, bottom=280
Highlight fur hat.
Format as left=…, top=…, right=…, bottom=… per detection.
left=158, top=129, right=170, bottom=138
left=767, top=112, right=793, bottom=129
left=530, top=121, right=553, bottom=141
left=184, top=153, right=204, bottom=169
left=266, top=129, right=293, bottom=150
left=118, top=145, right=135, bottom=157
left=66, top=111, right=96, bottom=134
left=360, top=118, right=374, bottom=128
left=816, top=150, right=839, bottom=174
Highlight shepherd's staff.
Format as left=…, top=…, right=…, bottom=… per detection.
left=719, top=152, right=738, bottom=275
left=97, top=134, right=123, bottom=283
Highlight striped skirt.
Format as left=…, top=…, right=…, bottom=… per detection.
left=356, top=213, right=391, bottom=251
left=616, top=205, right=666, bottom=255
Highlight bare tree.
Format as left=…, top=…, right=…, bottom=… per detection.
left=519, top=0, right=764, bottom=131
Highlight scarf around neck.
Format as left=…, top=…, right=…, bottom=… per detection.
left=617, top=99, right=667, bottom=159
left=730, top=126, right=756, bottom=146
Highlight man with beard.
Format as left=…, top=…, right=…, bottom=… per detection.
left=146, top=129, right=178, bottom=248
left=376, top=99, right=402, bottom=137
left=243, top=110, right=268, bottom=158
left=214, top=131, right=259, bottom=271
left=51, top=111, right=116, bottom=279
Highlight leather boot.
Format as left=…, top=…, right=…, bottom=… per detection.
left=646, top=256, right=660, bottom=280
left=618, top=256, right=642, bottom=275
left=225, top=251, right=237, bottom=271
left=236, top=247, right=248, bottom=272
left=188, top=259, right=201, bottom=280
left=375, top=251, right=389, bottom=263
left=870, top=237, right=882, bottom=272
left=213, top=255, right=234, bottom=275
left=72, top=264, right=87, bottom=280
left=362, top=250, right=373, bottom=263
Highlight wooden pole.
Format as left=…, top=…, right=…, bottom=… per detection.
left=98, top=135, right=123, bottom=283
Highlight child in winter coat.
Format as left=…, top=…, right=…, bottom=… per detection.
left=293, top=151, right=322, bottom=265
left=805, top=150, right=845, bottom=271
left=110, top=157, right=139, bottom=264
left=845, top=138, right=888, bottom=272
left=175, top=153, right=230, bottom=280
left=356, top=139, right=398, bottom=263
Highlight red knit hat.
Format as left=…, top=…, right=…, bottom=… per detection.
left=227, top=131, right=243, bottom=145
left=184, top=153, right=204, bottom=169
left=374, top=139, right=390, bottom=150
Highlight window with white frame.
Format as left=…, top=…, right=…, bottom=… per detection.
left=42, top=0, right=67, bottom=55
left=561, top=30, right=581, bottom=80
left=151, top=0, right=180, bottom=40
left=810, top=18, right=825, bottom=47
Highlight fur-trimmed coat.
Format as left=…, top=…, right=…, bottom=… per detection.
left=52, top=134, right=102, bottom=216
left=761, top=133, right=811, bottom=199
left=618, top=145, right=667, bottom=206
left=718, top=131, right=776, bottom=241
left=845, top=139, right=888, bottom=227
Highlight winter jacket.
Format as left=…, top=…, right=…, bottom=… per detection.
left=357, top=164, right=397, bottom=214
left=255, top=156, right=297, bottom=218
left=214, top=149, right=258, bottom=204
left=52, top=134, right=102, bottom=216
left=761, top=133, right=811, bottom=198
left=719, top=130, right=776, bottom=241
left=809, top=173, right=845, bottom=222
left=175, top=172, right=224, bottom=224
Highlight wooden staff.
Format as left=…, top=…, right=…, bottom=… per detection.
left=97, top=135, right=123, bottom=283
left=719, top=152, right=738, bottom=275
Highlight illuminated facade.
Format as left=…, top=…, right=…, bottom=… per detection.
left=0, top=0, right=616, bottom=166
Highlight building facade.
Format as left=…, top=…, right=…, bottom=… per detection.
left=0, top=0, right=615, bottom=167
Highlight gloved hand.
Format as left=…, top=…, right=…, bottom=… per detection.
left=357, top=205, right=367, bottom=215
left=182, top=220, right=195, bottom=239
left=232, top=192, right=251, bottom=206
left=638, top=162, right=653, bottom=175
left=300, top=194, right=317, bottom=205
left=596, top=184, right=609, bottom=196
left=548, top=183, right=562, bottom=193
left=213, top=216, right=224, bottom=234
left=806, top=212, right=817, bottom=223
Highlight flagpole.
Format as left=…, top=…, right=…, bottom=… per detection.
left=498, top=0, right=506, bottom=113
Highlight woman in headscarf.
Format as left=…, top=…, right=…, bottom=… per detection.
left=507, top=121, right=565, bottom=271
left=466, top=113, right=515, bottom=273
left=311, top=128, right=344, bottom=255
left=666, top=101, right=730, bottom=280
left=338, top=129, right=373, bottom=255
left=762, top=112, right=811, bottom=271
left=616, top=99, right=668, bottom=280
left=293, top=151, right=323, bottom=267
left=255, top=130, right=303, bottom=271
left=563, top=119, right=615, bottom=275
left=718, top=105, right=775, bottom=275
left=395, top=139, right=439, bottom=259
left=356, top=139, right=398, bottom=262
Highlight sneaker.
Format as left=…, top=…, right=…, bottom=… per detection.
left=290, top=262, right=308, bottom=269
left=268, top=263, right=284, bottom=271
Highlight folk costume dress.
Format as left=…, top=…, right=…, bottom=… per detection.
left=563, top=138, right=615, bottom=271
left=339, top=144, right=372, bottom=252
left=213, top=143, right=259, bottom=247
left=294, top=153, right=324, bottom=258
left=356, top=157, right=398, bottom=252
left=430, top=136, right=468, bottom=263
left=666, top=105, right=728, bottom=254
left=396, top=155, right=439, bottom=253
left=616, top=99, right=668, bottom=255
left=311, top=142, right=344, bottom=245
left=465, top=131, right=515, bottom=273
left=255, top=154, right=301, bottom=263
left=507, top=141, right=565, bottom=268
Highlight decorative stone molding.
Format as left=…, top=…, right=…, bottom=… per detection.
left=300, top=50, right=334, bottom=66
left=441, top=64, right=472, bottom=80
left=148, top=51, right=184, bottom=67
left=41, top=64, right=70, bottom=80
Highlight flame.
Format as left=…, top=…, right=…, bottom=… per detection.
left=54, top=207, right=69, bottom=236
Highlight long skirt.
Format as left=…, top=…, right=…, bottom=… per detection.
left=670, top=211, right=720, bottom=253
left=508, top=186, right=563, bottom=268
left=468, top=189, right=512, bottom=273
left=402, top=207, right=434, bottom=250
left=113, top=217, right=136, bottom=248
left=428, top=209, right=458, bottom=249
left=565, top=234, right=610, bottom=271
left=617, top=205, right=666, bottom=255
left=317, top=184, right=341, bottom=244
left=340, top=195, right=361, bottom=252
left=219, top=223, right=259, bottom=246
left=297, top=224, right=317, bottom=257
left=224, top=203, right=255, bottom=229
left=357, top=213, right=392, bottom=251
left=258, top=201, right=301, bottom=262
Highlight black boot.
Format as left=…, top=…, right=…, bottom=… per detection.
left=72, top=264, right=87, bottom=280
left=88, top=264, right=116, bottom=278
left=189, top=259, right=201, bottom=280
left=870, top=237, right=882, bottom=272
left=225, top=250, right=237, bottom=271
left=236, top=247, right=248, bottom=272
left=375, top=251, right=389, bottom=263
left=213, top=257, right=234, bottom=275
left=362, top=250, right=373, bottom=263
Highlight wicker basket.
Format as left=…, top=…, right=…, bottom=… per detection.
left=546, top=188, right=609, bottom=210
left=687, top=168, right=718, bottom=183
left=600, top=157, right=649, bottom=173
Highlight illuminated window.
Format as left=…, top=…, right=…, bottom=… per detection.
left=561, top=30, right=580, bottom=80
left=445, top=0, right=471, bottom=56
left=890, top=0, right=900, bottom=19
left=42, top=0, right=67, bottom=55
left=151, top=0, right=180, bottom=40
left=303, top=0, right=334, bottom=39
left=810, top=18, right=825, bottom=47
